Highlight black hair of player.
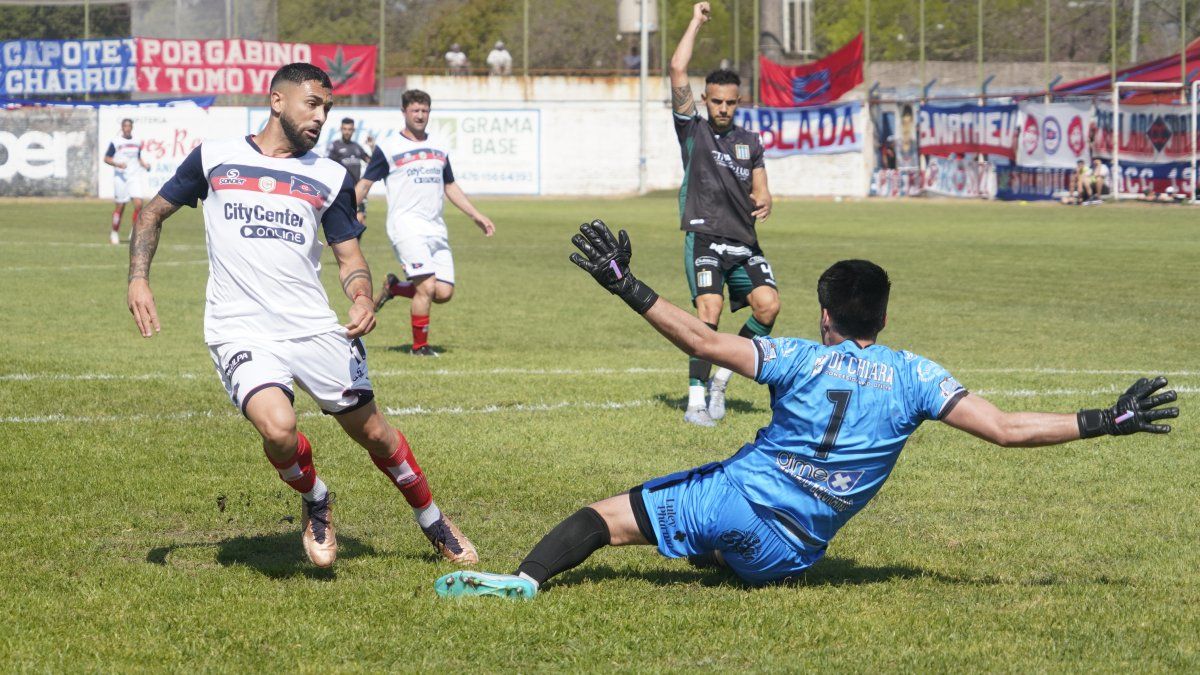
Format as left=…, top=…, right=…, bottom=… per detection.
left=121, top=118, right=133, bottom=125
left=705, top=69, right=741, bottom=87
left=817, top=260, right=891, bottom=339
left=341, top=117, right=354, bottom=125
left=402, top=89, right=432, bottom=109
left=269, top=63, right=332, bottom=91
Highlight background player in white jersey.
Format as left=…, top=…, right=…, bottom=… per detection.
left=355, top=89, right=496, bottom=357
left=435, top=220, right=1178, bottom=599
left=126, top=64, right=478, bottom=569
left=104, top=118, right=151, bottom=245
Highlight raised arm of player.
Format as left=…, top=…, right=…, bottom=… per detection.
left=941, top=377, right=1177, bottom=446
left=669, top=2, right=711, bottom=114
left=353, top=178, right=373, bottom=212
left=445, top=181, right=495, bottom=236
left=569, top=219, right=756, bottom=378
left=331, top=237, right=377, bottom=339
left=127, top=194, right=181, bottom=337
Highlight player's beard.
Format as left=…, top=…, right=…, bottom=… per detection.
left=280, top=111, right=319, bottom=154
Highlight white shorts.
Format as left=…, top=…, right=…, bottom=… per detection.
left=394, top=234, right=455, bottom=285
left=114, top=171, right=149, bottom=204
left=209, top=331, right=374, bottom=416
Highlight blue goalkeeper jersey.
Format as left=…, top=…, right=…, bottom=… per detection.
left=721, top=336, right=968, bottom=550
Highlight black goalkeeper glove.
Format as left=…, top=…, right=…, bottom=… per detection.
left=1077, top=376, right=1179, bottom=438
left=568, top=219, right=659, bottom=314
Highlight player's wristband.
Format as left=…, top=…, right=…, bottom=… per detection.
left=615, top=276, right=659, bottom=314
left=1077, top=408, right=1113, bottom=438
left=352, top=290, right=371, bottom=304
left=357, top=201, right=367, bottom=214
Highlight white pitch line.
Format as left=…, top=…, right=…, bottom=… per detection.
left=0, top=398, right=657, bottom=425
left=1, top=366, right=1196, bottom=383
left=0, top=259, right=207, bottom=273
left=2, top=387, right=1191, bottom=426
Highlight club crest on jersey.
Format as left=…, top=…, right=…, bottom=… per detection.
left=258, top=175, right=277, bottom=193
left=696, top=270, right=712, bottom=288
left=735, top=144, right=750, bottom=160
left=218, top=168, right=246, bottom=186
left=826, top=470, right=864, bottom=495
left=289, top=175, right=322, bottom=199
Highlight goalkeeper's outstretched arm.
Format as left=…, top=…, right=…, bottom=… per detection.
left=569, top=219, right=756, bottom=378
left=941, top=377, right=1177, bottom=447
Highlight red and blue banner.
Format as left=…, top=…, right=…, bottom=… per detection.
left=136, top=38, right=376, bottom=95
left=918, top=103, right=1019, bottom=160
left=759, top=34, right=863, bottom=108
left=734, top=101, right=862, bottom=156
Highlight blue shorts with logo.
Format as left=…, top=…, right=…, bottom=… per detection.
left=630, top=462, right=825, bottom=585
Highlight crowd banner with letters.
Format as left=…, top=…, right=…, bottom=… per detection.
left=870, top=168, right=923, bottom=197
left=995, top=166, right=1074, bottom=200
left=0, top=38, right=135, bottom=95
left=249, top=107, right=541, bottom=195
left=96, top=106, right=248, bottom=199
left=2, top=95, right=214, bottom=109
left=1016, top=101, right=1092, bottom=169
left=136, top=38, right=376, bottom=95
left=759, top=34, right=863, bottom=108
left=922, top=154, right=995, bottom=198
left=918, top=103, right=1019, bottom=160
left=1092, top=102, right=1193, bottom=194
left=0, top=107, right=97, bottom=196
left=733, top=101, right=862, bottom=157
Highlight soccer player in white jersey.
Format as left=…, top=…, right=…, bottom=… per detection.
left=355, top=89, right=496, bottom=357
left=125, top=64, right=478, bottom=569
left=104, top=118, right=151, bottom=245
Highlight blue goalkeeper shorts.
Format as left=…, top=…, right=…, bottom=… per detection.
left=630, top=462, right=825, bottom=585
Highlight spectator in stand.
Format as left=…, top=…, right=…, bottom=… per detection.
left=1091, top=158, right=1110, bottom=201
left=624, top=46, right=641, bottom=72
left=487, top=41, right=513, bottom=76
left=1072, top=159, right=1094, bottom=205
left=445, top=43, right=469, bottom=75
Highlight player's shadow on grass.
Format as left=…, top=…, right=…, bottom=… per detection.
left=146, top=532, right=376, bottom=581
left=555, top=556, right=973, bottom=590
left=654, top=393, right=763, bottom=415
left=385, top=343, right=452, bottom=355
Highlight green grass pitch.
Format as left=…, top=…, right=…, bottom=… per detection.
left=1, top=195, right=1196, bottom=670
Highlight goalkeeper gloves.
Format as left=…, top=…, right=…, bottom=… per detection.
left=1077, top=376, right=1178, bottom=437
left=569, top=219, right=659, bottom=314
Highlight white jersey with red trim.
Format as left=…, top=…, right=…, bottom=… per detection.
left=157, top=136, right=363, bottom=345
left=106, top=134, right=144, bottom=175
left=364, top=132, right=455, bottom=239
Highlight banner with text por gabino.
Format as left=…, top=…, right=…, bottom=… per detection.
left=136, top=38, right=376, bottom=95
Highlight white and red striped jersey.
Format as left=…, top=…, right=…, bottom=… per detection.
left=158, top=135, right=362, bottom=345
left=363, top=132, right=456, bottom=238
left=106, top=134, right=144, bottom=175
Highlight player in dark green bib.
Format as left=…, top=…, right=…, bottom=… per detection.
left=671, top=1, right=778, bottom=427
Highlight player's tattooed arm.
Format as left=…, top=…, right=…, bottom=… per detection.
left=128, top=195, right=178, bottom=282
left=331, top=238, right=377, bottom=338
left=127, top=194, right=179, bottom=337
left=671, top=85, right=697, bottom=117
left=340, top=267, right=372, bottom=300
left=669, top=2, right=710, bottom=100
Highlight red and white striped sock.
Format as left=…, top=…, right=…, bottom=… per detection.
left=369, top=432, right=440, bottom=527
left=111, top=209, right=122, bottom=232
left=266, top=431, right=327, bottom=502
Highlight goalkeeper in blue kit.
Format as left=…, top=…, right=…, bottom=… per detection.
left=435, top=220, right=1179, bottom=599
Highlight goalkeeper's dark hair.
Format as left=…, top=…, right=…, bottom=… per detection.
left=705, top=69, right=741, bottom=87
left=269, top=63, right=332, bottom=91
left=817, top=260, right=891, bottom=339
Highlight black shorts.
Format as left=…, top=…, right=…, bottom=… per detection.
left=684, top=232, right=777, bottom=312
